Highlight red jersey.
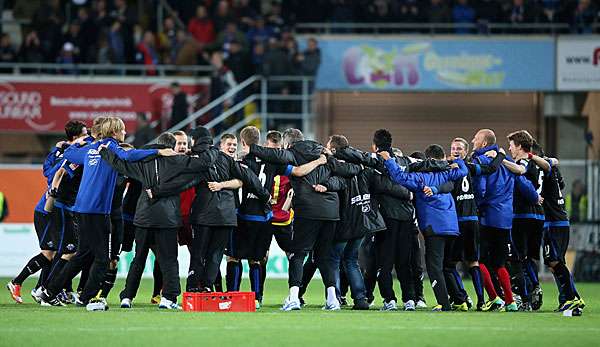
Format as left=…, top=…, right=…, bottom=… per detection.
left=271, top=175, right=293, bottom=226
left=179, top=187, right=196, bottom=218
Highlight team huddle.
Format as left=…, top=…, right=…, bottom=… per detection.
left=6, top=116, right=586, bottom=313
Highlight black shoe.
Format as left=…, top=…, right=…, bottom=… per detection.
left=339, top=296, right=348, bottom=306
left=299, top=297, right=306, bottom=307
left=519, top=302, right=533, bottom=312
left=352, top=298, right=370, bottom=310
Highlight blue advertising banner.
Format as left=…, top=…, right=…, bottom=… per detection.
left=315, top=38, right=555, bottom=91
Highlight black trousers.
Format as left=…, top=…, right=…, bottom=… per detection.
left=410, top=230, right=425, bottom=300
left=376, top=218, right=416, bottom=303
left=121, top=227, right=180, bottom=302
left=48, top=213, right=110, bottom=303
left=424, top=233, right=452, bottom=310
left=287, top=218, right=337, bottom=289
left=186, top=225, right=231, bottom=291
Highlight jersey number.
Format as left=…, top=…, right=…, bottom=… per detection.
left=461, top=177, right=469, bottom=193
left=536, top=171, right=544, bottom=194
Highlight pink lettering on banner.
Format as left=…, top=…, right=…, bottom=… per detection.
left=594, top=47, right=600, bottom=66
left=343, top=45, right=421, bottom=88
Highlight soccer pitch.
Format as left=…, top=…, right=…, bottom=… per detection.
left=1, top=278, right=598, bottom=346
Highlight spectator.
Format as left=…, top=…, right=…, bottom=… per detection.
left=93, top=0, right=113, bottom=32
left=233, top=0, right=258, bottom=31
left=266, top=1, right=286, bottom=33
left=251, top=42, right=266, bottom=74
left=13, top=0, right=42, bottom=23
left=536, top=0, right=562, bottom=24
left=213, top=0, right=235, bottom=34
left=32, top=0, right=64, bottom=62
left=571, top=0, right=597, bottom=34
left=188, top=5, right=216, bottom=47
left=18, top=30, right=44, bottom=64
left=170, top=30, right=188, bottom=66
left=132, top=112, right=156, bottom=148
left=475, top=0, right=502, bottom=33
left=96, top=34, right=113, bottom=65
left=209, top=21, right=249, bottom=59
left=452, top=0, right=476, bottom=34
left=427, top=0, right=452, bottom=32
left=169, top=82, right=190, bottom=131
left=0, top=191, right=7, bottom=222
left=108, top=20, right=126, bottom=64
left=262, top=38, right=291, bottom=115
left=246, top=16, right=276, bottom=50
left=77, top=7, right=99, bottom=63
left=398, top=0, right=422, bottom=23
left=111, top=0, right=137, bottom=63
left=158, top=17, right=178, bottom=64
left=505, top=0, right=533, bottom=27
left=0, top=34, right=17, bottom=65
left=57, top=42, right=78, bottom=75
left=62, top=22, right=83, bottom=63
left=367, top=0, right=394, bottom=22
left=566, top=179, right=588, bottom=223
left=300, top=37, right=321, bottom=76
left=136, top=31, right=160, bottom=75
left=209, top=51, right=237, bottom=133
left=225, top=40, right=252, bottom=83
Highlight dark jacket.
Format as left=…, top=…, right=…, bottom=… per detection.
left=100, top=144, right=214, bottom=229
left=249, top=141, right=361, bottom=221
left=150, top=137, right=270, bottom=227
left=334, top=146, right=442, bottom=221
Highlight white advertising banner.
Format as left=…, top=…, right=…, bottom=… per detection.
left=557, top=37, right=600, bottom=91
left=0, top=223, right=289, bottom=279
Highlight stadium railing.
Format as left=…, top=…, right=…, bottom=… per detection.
left=294, top=22, right=598, bottom=35
left=159, top=74, right=315, bottom=144
left=0, top=63, right=213, bottom=76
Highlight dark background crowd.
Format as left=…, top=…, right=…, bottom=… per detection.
left=0, top=0, right=598, bottom=73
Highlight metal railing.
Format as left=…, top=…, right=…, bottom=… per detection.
left=156, top=74, right=315, bottom=144
left=0, top=63, right=213, bottom=76
left=294, top=22, right=599, bottom=35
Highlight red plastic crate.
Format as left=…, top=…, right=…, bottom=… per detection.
left=182, top=291, right=256, bottom=312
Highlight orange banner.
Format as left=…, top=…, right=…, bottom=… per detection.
left=0, top=167, right=46, bottom=223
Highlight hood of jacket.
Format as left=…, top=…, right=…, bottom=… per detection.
left=291, top=140, right=323, bottom=164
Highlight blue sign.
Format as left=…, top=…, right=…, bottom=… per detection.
left=315, top=38, right=555, bottom=91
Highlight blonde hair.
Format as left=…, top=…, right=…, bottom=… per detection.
left=452, top=137, right=469, bottom=153
left=100, top=117, right=125, bottom=139
left=91, top=116, right=108, bottom=138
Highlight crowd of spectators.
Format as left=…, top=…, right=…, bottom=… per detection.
left=0, top=0, right=322, bottom=78
left=0, top=0, right=598, bottom=73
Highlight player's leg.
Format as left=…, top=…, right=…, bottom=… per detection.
left=394, top=220, right=416, bottom=309
left=358, top=233, right=377, bottom=306
left=442, top=236, right=467, bottom=310
left=342, top=236, right=369, bottom=310
left=423, top=232, right=451, bottom=311
left=492, top=228, right=515, bottom=310
left=375, top=218, right=399, bottom=310
left=410, top=230, right=426, bottom=307
left=463, top=221, right=485, bottom=310
left=313, top=220, right=339, bottom=310
left=527, top=220, right=544, bottom=310
left=249, top=222, right=273, bottom=306
left=80, top=214, right=111, bottom=310
left=154, top=227, right=181, bottom=309
left=225, top=224, right=243, bottom=292
left=119, top=227, right=152, bottom=307
left=202, top=226, right=230, bottom=290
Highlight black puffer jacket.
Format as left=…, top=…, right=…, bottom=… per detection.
left=250, top=141, right=361, bottom=221
left=100, top=143, right=215, bottom=229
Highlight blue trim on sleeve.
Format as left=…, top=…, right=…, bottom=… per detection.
left=513, top=213, right=545, bottom=221
left=458, top=216, right=479, bottom=222
left=431, top=186, right=439, bottom=195
left=284, top=165, right=293, bottom=177
left=237, top=211, right=273, bottom=222
left=545, top=220, right=569, bottom=228
left=474, top=164, right=481, bottom=177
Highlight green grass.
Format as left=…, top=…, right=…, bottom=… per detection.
left=1, top=277, right=598, bottom=346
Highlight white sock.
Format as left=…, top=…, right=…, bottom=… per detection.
left=326, top=286, right=338, bottom=304
left=289, top=286, right=299, bottom=301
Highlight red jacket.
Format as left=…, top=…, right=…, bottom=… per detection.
left=188, top=18, right=215, bottom=45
